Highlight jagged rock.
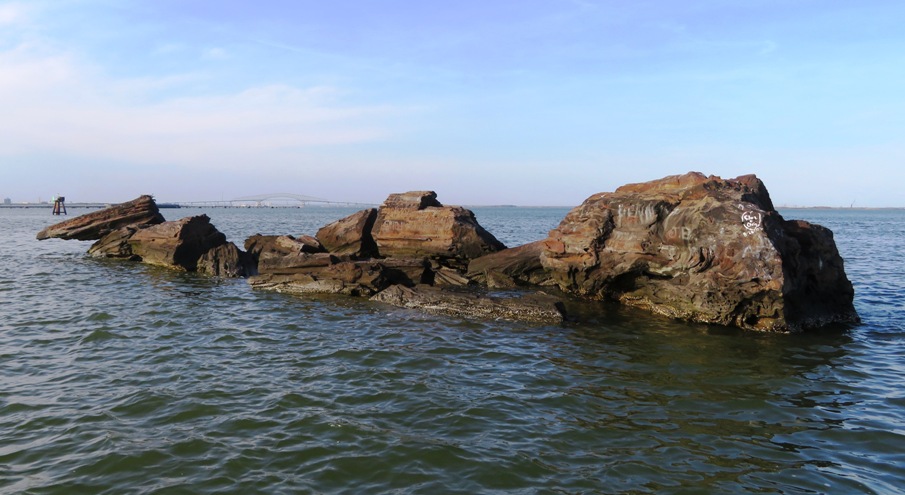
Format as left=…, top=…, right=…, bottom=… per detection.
left=371, top=285, right=566, bottom=324
left=370, top=191, right=506, bottom=263
left=198, top=242, right=252, bottom=278
left=129, top=215, right=228, bottom=271
left=537, top=172, right=858, bottom=332
left=467, top=240, right=552, bottom=288
left=36, top=195, right=164, bottom=241
left=315, top=208, right=378, bottom=258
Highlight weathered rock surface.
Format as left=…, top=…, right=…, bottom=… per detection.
left=371, top=284, right=566, bottom=324
left=129, top=215, right=228, bottom=271
left=531, top=172, right=858, bottom=332
left=371, top=191, right=506, bottom=265
left=247, top=191, right=507, bottom=299
left=198, top=242, right=252, bottom=278
left=315, top=208, right=378, bottom=258
left=467, top=240, right=552, bottom=289
left=36, top=195, right=164, bottom=241
left=244, top=234, right=328, bottom=275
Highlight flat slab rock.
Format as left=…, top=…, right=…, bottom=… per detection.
left=371, top=284, right=567, bottom=324
left=36, top=195, right=164, bottom=241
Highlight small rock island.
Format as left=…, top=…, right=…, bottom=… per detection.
left=37, top=172, right=860, bottom=332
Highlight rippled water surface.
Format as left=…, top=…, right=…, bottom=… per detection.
left=2, top=206, right=904, bottom=494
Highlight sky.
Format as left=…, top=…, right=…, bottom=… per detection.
left=1, top=0, right=904, bottom=206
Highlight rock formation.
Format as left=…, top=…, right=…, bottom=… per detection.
left=246, top=191, right=507, bottom=297
left=471, top=172, right=858, bottom=332
left=34, top=178, right=860, bottom=330
left=128, top=215, right=229, bottom=271
left=38, top=199, right=249, bottom=277
left=36, top=195, right=164, bottom=240
left=371, top=191, right=506, bottom=266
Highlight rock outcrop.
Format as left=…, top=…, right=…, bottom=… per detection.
left=371, top=191, right=506, bottom=266
left=34, top=178, right=859, bottom=330
left=129, top=215, right=229, bottom=271
left=247, top=191, right=506, bottom=296
left=39, top=198, right=250, bottom=277
left=36, top=195, right=164, bottom=240
left=474, top=172, right=858, bottom=332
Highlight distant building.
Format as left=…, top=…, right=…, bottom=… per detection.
left=3, top=198, right=10, bottom=205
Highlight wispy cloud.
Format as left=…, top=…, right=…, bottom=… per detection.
left=0, top=2, right=25, bottom=25
left=0, top=41, right=404, bottom=170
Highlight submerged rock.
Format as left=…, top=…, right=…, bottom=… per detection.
left=533, top=172, right=858, bottom=331
left=371, top=284, right=566, bottom=324
left=36, top=195, right=164, bottom=241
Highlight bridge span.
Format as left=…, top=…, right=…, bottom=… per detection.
left=176, top=193, right=375, bottom=208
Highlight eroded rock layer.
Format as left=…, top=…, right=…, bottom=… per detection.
left=36, top=195, right=164, bottom=241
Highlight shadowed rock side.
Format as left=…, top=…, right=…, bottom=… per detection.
left=472, top=172, right=858, bottom=332
left=36, top=195, right=164, bottom=240
left=315, top=208, right=378, bottom=258
left=128, top=215, right=229, bottom=271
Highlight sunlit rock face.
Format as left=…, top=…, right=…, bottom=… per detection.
left=538, top=172, right=858, bottom=331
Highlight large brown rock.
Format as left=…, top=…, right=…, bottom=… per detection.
left=36, top=195, right=164, bottom=241
left=315, top=208, right=378, bottom=258
left=371, top=191, right=506, bottom=263
left=128, top=215, right=228, bottom=271
left=537, top=172, right=858, bottom=332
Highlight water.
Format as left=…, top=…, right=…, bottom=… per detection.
left=2, top=206, right=903, bottom=494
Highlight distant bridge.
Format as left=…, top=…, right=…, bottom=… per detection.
left=176, top=193, right=375, bottom=208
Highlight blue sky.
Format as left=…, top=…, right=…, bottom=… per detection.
left=1, top=0, right=904, bottom=206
